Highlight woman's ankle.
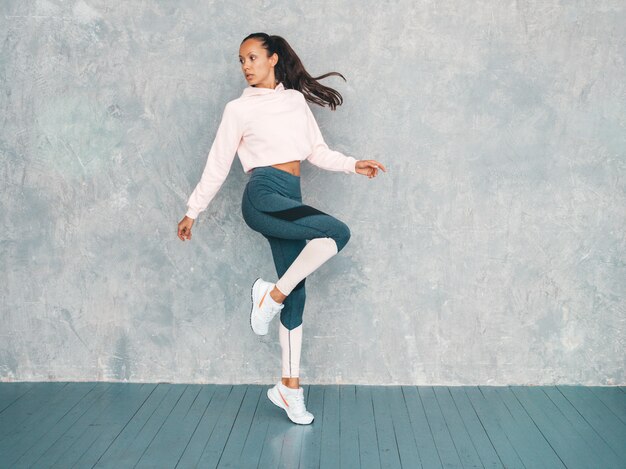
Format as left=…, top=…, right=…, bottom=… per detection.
left=281, top=377, right=300, bottom=389
left=270, top=286, right=286, bottom=304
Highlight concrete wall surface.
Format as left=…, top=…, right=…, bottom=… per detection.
left=1, top=0, right=624, bottom=384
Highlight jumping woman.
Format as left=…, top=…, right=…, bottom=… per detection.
left=177, top=33, right=386, bottom=425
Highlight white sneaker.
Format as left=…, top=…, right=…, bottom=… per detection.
left=250, top=278, right=284, bottom=335
left=267, top=382, right=314, bottom=425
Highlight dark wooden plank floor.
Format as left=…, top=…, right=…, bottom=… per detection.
left=0, top=384, right=624, bottom=468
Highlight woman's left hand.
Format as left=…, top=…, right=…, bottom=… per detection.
left=355, top=160, right=387, bottom=178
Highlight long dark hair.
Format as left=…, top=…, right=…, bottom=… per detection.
left=241, top=32, right=346, bottom=110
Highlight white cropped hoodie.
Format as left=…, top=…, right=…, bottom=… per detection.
left=185, top=82, right=358, bottom=219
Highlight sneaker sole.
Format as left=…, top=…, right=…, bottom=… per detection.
left=267, top=388, right=314, bottom=425
left=249, top=277, right=262, bottom=335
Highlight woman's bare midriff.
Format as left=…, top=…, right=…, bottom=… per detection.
left=271, top=160, right=301, bottom=176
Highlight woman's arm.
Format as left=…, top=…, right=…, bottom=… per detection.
left=186, top=102, right=243, bottom=219
left=303, top=102, right=358, bottom=174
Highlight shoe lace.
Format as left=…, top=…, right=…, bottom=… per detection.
left=289, top=391, right=307, bottom=415
left=263, top=302, right=283, bottom=320
left=261, top=303, right=282, bottom=321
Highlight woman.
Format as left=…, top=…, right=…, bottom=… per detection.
left=177, top=33, right=386, bottom=425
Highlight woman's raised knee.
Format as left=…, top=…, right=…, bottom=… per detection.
left=332, top=221, right=351, bottom=252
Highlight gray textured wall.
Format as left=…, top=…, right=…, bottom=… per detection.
left=1, top=0, right=624, bottom=385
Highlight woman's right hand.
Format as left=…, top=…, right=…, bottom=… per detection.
left=178, top=216, right=194, bottom=241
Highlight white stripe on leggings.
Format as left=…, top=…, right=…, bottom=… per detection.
left=279, top=322, right=302, bottom=378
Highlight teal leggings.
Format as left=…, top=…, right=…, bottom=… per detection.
left=241, top=166, right=351, bottom=330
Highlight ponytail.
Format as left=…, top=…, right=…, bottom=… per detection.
left=241, top=32, right=346, bottom=110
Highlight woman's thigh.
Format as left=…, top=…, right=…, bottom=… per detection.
left=241, top=183, right=350, bottom=246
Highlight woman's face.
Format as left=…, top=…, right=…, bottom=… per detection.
left=239, top=38, right=278, bottom=88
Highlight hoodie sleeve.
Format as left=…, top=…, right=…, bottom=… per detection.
left=304, top=101, right=358, bottom=174
left=186, top=102, right=243, bottom=219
